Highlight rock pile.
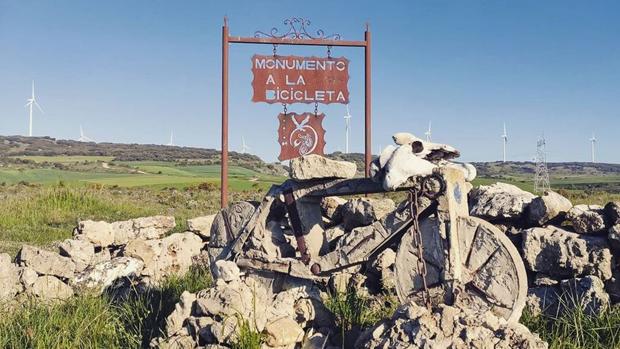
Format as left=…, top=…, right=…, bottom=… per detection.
left=356, top=303, right=547, bottom=349
left=155, top=261, right=336, bottom=349
left=470, top=183, right=619, bottom=316
left=0, top=215, right=211, bottom=303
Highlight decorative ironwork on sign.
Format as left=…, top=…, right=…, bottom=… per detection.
left=255, top=18, right=341, bottom=41
left=277, top=112, right=326, bottom=161
left=252, top=55, right=349, bottom=104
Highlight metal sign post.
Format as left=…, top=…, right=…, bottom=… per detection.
left=221, top=17, right=371, bottom=208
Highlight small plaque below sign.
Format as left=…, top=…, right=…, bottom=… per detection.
left=277, top=112, right=326, bottom=161
left=252, top=55, right=349, bottom=104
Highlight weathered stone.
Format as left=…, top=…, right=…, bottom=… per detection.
left=132, top=216, right=176, bottom=240
left=17, top=245, right=76, bottom=279
left=92, top=248, right=111, bottom=264
left=605, top=270, right=620, bottom=303
left=355, top=303, right=547, bottom=348
left=302, top=333, right=329, bottom=349
left=608, top=224, right=620, bottom=253
left=527, top=190, right=573, bottom=225
left=341, top=198, right=395, bottom=230
left=263, top=317, right=304, bottom=347
left=138, top=232, right=203, bottom=282
left=77, top=220, right=114, bottom=247
left=604, top=201, right=620, bottom=225
left=73, top=257, right=143, bottom=293
left=210, top=201, right=256, bottom=249
left=256, top=221, right=296, bottom=258
left=58, top=238, right=95, bottom=272
left=110, top=216, right=176, bottom=245
left=295, top=197, right=329, bottom=257
left=0, top=253, right=22, bottom=301
left=18, top=266, right=38, bottom=289
left=320, top=196, right=347, bottom=224
left=522, top=226, right=612, bottom=280
left=124, top=239, right=157, bottom=263
left=561, top=276, right=610, bottom=315
left=29, top=275, right=73, bottom=300
left=528, top=276, right=611, bottom=317
left=324, top=224, right=345, bottom=245
left=214, top=260, right=240, bottom=282
left=469, top=182, right=535, bottom=221
left=166, top=291, right=197, bottom=336
left=373, top=248, right=397, bottom=290
left=187, top=214, right=216, bottom=239
left=567, top=204, right=607, bottom=234
left=289, top=155, right=357, bottom=181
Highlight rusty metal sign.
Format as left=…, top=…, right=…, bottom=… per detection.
left=252, top=55, right=349, bottom=104
left=277, top=112, right=326, bottom=161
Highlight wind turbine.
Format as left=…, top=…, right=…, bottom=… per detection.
left=424, top=121, right=432, bottom=142
left=344, top=104, right=352, bottom=153
left=241, top=136, right=250, bottom=153
left=77, top=125, right=95, bottom=142
left=501, top=123, right=508, bottom=163
left=24, top=80, right=44, bottom=137
left=590, top=132, right=597, bottom=163
left=167, top=130, right=175, bottom=146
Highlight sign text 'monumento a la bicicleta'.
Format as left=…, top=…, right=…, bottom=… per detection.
left=251, top=55, right=349, bottom=104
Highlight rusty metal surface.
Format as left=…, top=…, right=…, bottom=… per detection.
left=252, top=55, right=349, bottom=104
left=254, top=17, right=341, bottom=41
left=277, top=112, right=326, bottom=161
left=364, top=27, right=372, bottom=178
left=221, top=20, right=229, bottom=208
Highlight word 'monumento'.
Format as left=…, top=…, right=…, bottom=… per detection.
left=252, top=55, right=349, bottom=104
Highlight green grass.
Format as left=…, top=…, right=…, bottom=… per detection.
left=0, top=183, right=263, bottom=257
left=0, top=265, right=212, bottom=349
left=521, top=305, right=620, bottom=349
left=325, top=289, right=398, bottom=347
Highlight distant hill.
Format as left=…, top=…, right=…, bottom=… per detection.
left=472, top=161, right=620, bottom=178
left=0, top=135, right=285, bottom=175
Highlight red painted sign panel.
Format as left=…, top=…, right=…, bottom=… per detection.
left=277, top=112, right=326, bottom=161
left=252, top=55, right=349, bottom=104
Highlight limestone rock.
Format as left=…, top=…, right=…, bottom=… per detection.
left=320, top=196, right=347, bottom=224
left=263, top=317, right=304, bottom=347
left=0, top=253, right=23, bottom=301
left=289, top=155, right=357, bottom=181
left=19, top=266, right=38, bottom=289
left=561, top=276, right=610, bottom=315
left=604, top=201, right=620, bottom=225
left=77, top=220, right=114, bottom=247
left=608, top=224, right=620, bottom=253
left=469, top=182, right=535, bottom=221
left=341, top=198, right=395, bottom=230
left=527, top=190, right=573, bottom=225
left=566, top=204, right=607, bottom=234
left=522, top=226, right=612, bottom=280
left=17, top=245, right=76, bottom=280
left=58, top=238, right=95, bottom=272
left=111, top=216, right=176, bottom=245
left=324, top=224, right=345, bottom=245
left=29, top=275, right=73, bottom=300
left=214, top=260, right=240, bottom=282
left=73, top=257, right=144, bottom=293
left=527, top=276, right=610, bottom=317
left=208, top=201, right=256, bottom=265
left=605, top=270, right=620, bottom=303
left=132, top=215, right=176, bottom=240
left=355, top=303, right=547, bottom=349
left=166, top=291, right=197, bottom=336
left=187, top=215, right=216, bottom=239
left=138, top=232, right=204, bottom=282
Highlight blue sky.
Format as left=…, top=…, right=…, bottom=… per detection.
left=1, top=0, right=618, bottom=163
